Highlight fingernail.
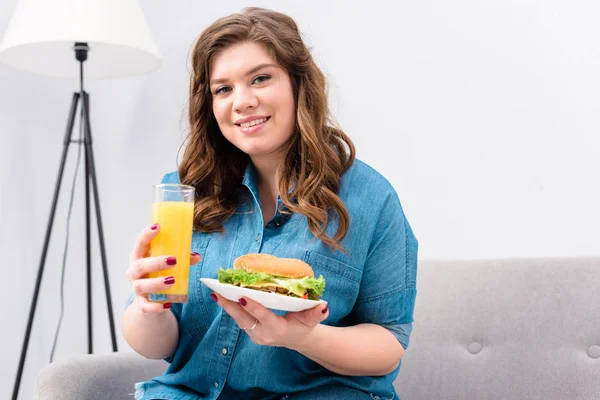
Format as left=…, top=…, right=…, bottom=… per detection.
left=239, top=298, right=247, bottom=306
left=166, top=257, right=177, bottom=265
left=164, top=276, right=175, bottom=285
left=151, top=223, right=158, bottom=230
left=163, top=303, right=172, bottom=309
left=191, top=252, right=200, bottom=256
left=210, top=293, right=218, bottom=302
left=321, top=305, right=328, bottom=314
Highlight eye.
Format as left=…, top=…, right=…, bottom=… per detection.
left=252, top=74, right=271, bottom=84
left=214, top=86, right=231, bottom=95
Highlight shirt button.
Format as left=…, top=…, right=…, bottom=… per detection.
left=221, top=348, right=228, bottom=355
left=274, top=221, right=281, bottom=227
left=255, top=234, right=260, bottom=241
left=214, top=381, right=219, bottom=388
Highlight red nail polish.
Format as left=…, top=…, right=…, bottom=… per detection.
left=151, top=223, right=158, bottom=230
left=163, top=303, right=172, bottom=309
left=239, top=298, right=247, bottom=306
left=321, top=305, right=328, bottom=314
left=191, top=252, right=200, bottom=256
left=166, top=257, right=177, bottom=265
left=210, top=293, right=218, bottom=302
left=164, top=276, right=175, bottom=285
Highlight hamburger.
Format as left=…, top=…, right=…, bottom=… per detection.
left=217, top=253, right=325, bottom=300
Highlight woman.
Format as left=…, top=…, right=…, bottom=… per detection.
left=122, top=7, right=418, bottom=400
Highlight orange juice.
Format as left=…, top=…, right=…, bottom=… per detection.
left=148, top=201, right=194, bottom=303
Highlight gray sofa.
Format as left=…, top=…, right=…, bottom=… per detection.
left=34, top=257, right=600, bottom=399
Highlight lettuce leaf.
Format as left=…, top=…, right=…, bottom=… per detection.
left=217, top=268, right=271, bottom=286
left=275, top=276, right=325, bottom=298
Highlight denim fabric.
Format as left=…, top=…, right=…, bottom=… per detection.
left=132, top=159, right=417, bottom=400
left=284, top=384, right=380, bottom=399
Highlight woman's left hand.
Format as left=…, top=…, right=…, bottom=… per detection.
left=211, top=293, right=329, bottom=349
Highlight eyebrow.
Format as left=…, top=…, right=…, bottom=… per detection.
left=209, top=63, right=277, bottom=86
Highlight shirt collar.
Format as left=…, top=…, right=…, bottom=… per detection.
left=241, top=161, right=297, bottom=212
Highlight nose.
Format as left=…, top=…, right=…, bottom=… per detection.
left=233, top=86, right=258, bottom=113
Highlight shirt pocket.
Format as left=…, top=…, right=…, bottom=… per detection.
left=303, top=251, right=362, bottom=322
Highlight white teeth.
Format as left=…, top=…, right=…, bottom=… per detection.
left=240, top=117, right=267, bottom=128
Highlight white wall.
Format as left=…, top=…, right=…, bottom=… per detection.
left=1, top=0, right=599, bottom=398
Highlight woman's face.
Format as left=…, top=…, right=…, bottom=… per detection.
left=210, top=41, right=296, bottom=162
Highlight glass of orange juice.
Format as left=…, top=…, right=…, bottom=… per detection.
left=148, top=183, right=195, bottom=303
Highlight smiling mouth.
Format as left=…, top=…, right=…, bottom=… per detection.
left=235, top=116, right=270, bottom=128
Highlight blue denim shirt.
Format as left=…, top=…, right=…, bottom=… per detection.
left=132, top=159, right=418, bottom=400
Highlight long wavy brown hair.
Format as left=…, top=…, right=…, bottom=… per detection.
left=178, top=7, right=355, bottom=252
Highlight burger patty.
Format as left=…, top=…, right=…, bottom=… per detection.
left=247, top=286, right=290, bottom=295
left=233, top=282, right=291, bottom=295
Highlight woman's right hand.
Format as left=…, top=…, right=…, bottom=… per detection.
left=127, top=223, right=201, bottom=313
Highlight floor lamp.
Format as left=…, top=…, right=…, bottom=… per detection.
left=0, top=1, right=162, bottom=399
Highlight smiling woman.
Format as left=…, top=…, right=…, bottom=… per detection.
left=179, top=9, right=356, bottom=249
left=122, top=6, right=418, bottom=400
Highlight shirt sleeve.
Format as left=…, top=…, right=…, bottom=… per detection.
left=349, top=190, right=418, bottom=349
left=125, top=294, right=183, bottom=325
left=379, top=322, right=413, bottom=350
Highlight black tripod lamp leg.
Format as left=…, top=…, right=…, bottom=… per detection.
left=81, top=92, right=119, bottom=352
left=11, top=93, right=81, bottom=400
left=83, top=96, right=94, bottom=354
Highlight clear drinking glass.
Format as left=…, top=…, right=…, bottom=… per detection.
left=148, top=183, right=195, bottom=303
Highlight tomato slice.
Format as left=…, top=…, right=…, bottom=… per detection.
left=302, top=294, right=308, bottom=299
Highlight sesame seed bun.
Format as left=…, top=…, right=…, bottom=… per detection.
left=233, top=253, right=314, bottom=279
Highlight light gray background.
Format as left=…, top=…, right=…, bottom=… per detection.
left=1, top=1, right=599, bottom=399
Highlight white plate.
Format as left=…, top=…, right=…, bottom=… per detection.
left=200, top=278, right=326, bottom=312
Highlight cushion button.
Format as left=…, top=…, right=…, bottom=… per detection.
left=468, top=342, right=483, bottom=354
left=587, top=345, right=600, bottom=359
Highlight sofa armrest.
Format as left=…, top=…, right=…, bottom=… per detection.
left=34, top=352, right=168, bottom=400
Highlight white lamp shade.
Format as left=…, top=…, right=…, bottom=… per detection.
left=0, top=0, right=162, bottom=79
